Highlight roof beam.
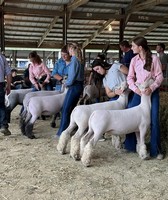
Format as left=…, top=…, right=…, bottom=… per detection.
left=67, top=0, right=89, bottom=29
left=81, top=19, right=115, bottom=49
left=0, top=0, right=4, bottom=5
left=36, top=0, right=83, bottom=47
left=5, top=0, right=61, bottom=6
left=37, top=16, right=59, bottom=47
left=3, top=6, right=64, bottom=17
left=71, top=11, right=123, bottom=20
left=124, top=0, right=142, bottom=25
left=67, top=0, right=89, bottom=11
left=129, top=21, right=163, bottom=42
left=126, top=0, right=168, bottom=13
left=130, top=14, right=168, bottom=23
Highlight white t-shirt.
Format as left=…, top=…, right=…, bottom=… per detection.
left=103, top=63, right=127, bottom=91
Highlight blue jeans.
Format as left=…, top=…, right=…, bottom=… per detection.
left=56, top=81, right=83, bottom=136
left=109, top=95, right=119, bottom=101
left=31, top=82, right=53, bottom=92
left=124, top=89, right=161, bottom=157
left=0, top=84, right=8, bottom=129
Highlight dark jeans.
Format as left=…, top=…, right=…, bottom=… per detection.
left=31, top=82, right=53, bottom=91
left=0, top=83, right=8, bottom=129
left=56, top=81, right=83, bottom=136
left=124, top=89, right=161, bottom=157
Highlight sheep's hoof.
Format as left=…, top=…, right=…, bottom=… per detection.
left=57, top=145, right=66, bottom=155
left=136, top=144, right=140, bottom=154
left=81, top=157, right=91, bottom=167
left=27, top=134, right=36, bottom=139
left=139, top=152, right=149, bottom=160
left=50, top=122, right=56, bottom=128
left=70, top=153, right=81, bottom=161
left=41, top=115, right=46, bottom=120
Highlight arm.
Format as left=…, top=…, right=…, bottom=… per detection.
left=127, top=57, right=138, bottom=93
left=66, top=56, right=79, bottom=86
left=42, top=64, right=51, bottom=83
left=150, top=56, right=164, bottom=92
left=3, top=55, right=12, bottom=94
left=6, top=74, right=11, bottom=95
left=120, top=65, right=129, bottom=75
left=29, top=65, right=39, bottom=90
left=52, top=61, right=63, bottom=81
left=105, top=86, right=123, bottom=98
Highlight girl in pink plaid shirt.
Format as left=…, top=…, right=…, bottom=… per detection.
left=124, top=37, right=164, bottom=159
left=29, top=51, right=52, bottom=91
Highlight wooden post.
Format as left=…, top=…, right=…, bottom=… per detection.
left=0, top=3, right=5, bottom=53
left=119, top=8, right=125, bottom=62
left=63, top=5, right=67, bottom=45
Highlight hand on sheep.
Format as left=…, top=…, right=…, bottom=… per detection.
left=135, top=88, right=142, bottom=96
left=143, top=87, right=152, bottom=96
left=114, top=88, right=124, bottom=95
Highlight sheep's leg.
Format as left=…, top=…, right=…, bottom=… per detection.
left=80, top=130, right=94, bottom=157
left=81, top=137, right=95, bottom=167
left=70, top=128, right=86, bottom=160
left=20, top=117, right=26, bottom=135
left=20, top=110, right=29, bottom=135
left=135, top=132, right=140, bottom=154
left=50, top=113, right=59, bottom=128
left=81, top=128, right=108, bottom=166
left=24, top=116, right=36, bottom=139
left=57, top=123, right=76, bottom=154
left=111, top=135, right=122, bottom=150
left=138, top=126, right=148, bottom=159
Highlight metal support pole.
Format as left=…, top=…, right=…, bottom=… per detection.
left=119, top=8, right=125, bottom=62
left=0, top=3, right=5, bottom=53
left=63, top=5, right=67, bottom=45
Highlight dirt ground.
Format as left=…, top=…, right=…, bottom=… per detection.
left=0, top=99, right=168, bottom=200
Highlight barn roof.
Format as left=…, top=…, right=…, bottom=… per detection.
left=1, top=0, right=168, bottom=58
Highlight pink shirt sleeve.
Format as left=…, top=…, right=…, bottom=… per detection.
left=127, top=56, right=138, bottom=92
left=29, top=64, right=37, bottom=86
left=41, top=63, right=51, bottom=83
left=150, top=55, right=164, bottom=92
left=29, top=63, right=51, bottom=86
left=127, top=55, right=164, bottom=92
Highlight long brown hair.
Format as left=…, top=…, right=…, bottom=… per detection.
left=68, top=42, right=83, bottom=63
left=132, top=37, right=152, bottom=71
left=29, top=51, right=42, bottom=65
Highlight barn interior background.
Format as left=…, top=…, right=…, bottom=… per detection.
left=1, top=0, right=168, bottom=69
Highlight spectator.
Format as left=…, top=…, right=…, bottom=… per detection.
left=56, top=43, right=84, bottom=137
left=11, top=68, right=24, bottom=90
left=125, top=36, right=164, bottom=159
left=52, top=45, right=71, bottom=91
left=29, top=51, right=52, bottom=91
left=23, top=63, right=32, bottom=88
left=156, top=43, right=168, bottom=77
left=0, top=53, right=12, bottom=135
left=119, top=40, right=136, bottom=68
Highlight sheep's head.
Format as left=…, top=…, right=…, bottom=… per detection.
left=138, top=78, right=154, bottom=91
left=116, top=81, right=128, bottom=91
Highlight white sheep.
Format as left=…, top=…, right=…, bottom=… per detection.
left=19, top=90, right=61, bottom=134
left=81, top=79, right=153, bottom=167
left=57, top=81, right=129, bottom=160
left=7, top=88, right=32, bottom=122
left=22, top=87, right=68, bottom=139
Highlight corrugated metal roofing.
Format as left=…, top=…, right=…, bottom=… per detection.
left=1, top=0, right=168, bottom=59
